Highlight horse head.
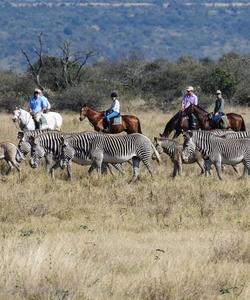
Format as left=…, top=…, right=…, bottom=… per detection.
left=79, top=104, right=88, bottom=121
left=12, top=107, right=21, bottom=122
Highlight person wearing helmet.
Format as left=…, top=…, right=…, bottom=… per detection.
left=28, top=88, right=50, bottom=129
left=181, top=86, right=198, bottom=129
left=103, top=92, right=120, bottom=132
left=212, top=90, right=225, bottom=126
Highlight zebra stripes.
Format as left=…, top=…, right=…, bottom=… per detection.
left=88, top=133, right=160, bottom=182
left=182, top=130, right=250, bottom=180
left=154, top=137, right=205, bottom=176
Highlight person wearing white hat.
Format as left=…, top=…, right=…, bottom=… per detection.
left=28, top=88, right=51, bottom=129
left=181, top=86, right=198, bottom=129
left=212, top=90, right=225, bottom=126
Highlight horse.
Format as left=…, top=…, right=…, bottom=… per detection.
left=79, top=104, right=142, bottom=134
left=12, top=108, right=63, bottom=131
left=159, top=110, right=200, bottom=138
left=160, top=105, right=246, bottom=138
left=185, top=104, right=246, bottom=131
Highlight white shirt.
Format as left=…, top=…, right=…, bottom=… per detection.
left=111, top=99, right=120, bottom=113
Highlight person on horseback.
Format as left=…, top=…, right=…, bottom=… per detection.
left=211, top=90, right=225, bottom=127
left=29, top=88, right=51, bottom=129
left=37, top=88, right=51, bottom=113
left=103, top=92, right=120, bottom=132
left=181, top=86, right=198, bottom=129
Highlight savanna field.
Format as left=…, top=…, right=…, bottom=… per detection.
left=0, top=108, right=250, bottom=300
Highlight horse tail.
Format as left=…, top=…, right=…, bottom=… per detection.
left=151, top=143, right=161, bottom=164
left=241, top=118, right=246, bottom=131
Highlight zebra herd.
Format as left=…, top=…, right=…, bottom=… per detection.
left=1, top=127, right=250, bottom=181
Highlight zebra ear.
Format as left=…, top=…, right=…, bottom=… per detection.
left=187, top=130, right=193, bottom=138
left=60, top=136, right=65, bottom=145
left=17, top=131, right=24, bottom=139
left=29, top=136, right=35, bottom=144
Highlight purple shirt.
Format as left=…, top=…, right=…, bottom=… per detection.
left=182, top=93, right=198, bottom=109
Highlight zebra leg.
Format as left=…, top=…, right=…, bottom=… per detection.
left=214, top=161, right=223, bottom=180
left=6, top=160, right=14, bottom=175
left=88, top=161, right=97, bottom=175
left=172, top=161, right=178, bottom=178
left=50, top=160, right=62, bottom=180
left=241, top=160, right=250, bottom=178
left=45, top=154, right=53, bottom=173
left=66, top=161, right=72, bottom=180
left=129, top=157, right=141, bottom=183
left=204, top=159, right=212, bottom=176
left=196, top=160, right=205, bottom=175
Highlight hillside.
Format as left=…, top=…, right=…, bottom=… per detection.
left=1, top=1, right=250, bottom=70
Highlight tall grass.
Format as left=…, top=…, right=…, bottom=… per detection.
left=0, top=109, right=249, bottom=300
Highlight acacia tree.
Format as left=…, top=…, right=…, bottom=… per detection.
left=22, top=34, right=95, bottom=92
left=21, top=32, right=45, bottom=91
left=59, top=41, right=95, bottom=88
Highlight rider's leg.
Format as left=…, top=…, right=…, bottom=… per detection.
left=189, top=113, right=197, bottom=129
left=34, top=112, right=42, bottom=130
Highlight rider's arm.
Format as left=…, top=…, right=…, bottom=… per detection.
left=194, top=95, right=198, bottom=106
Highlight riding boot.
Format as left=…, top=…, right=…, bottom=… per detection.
left=189, top=113, right=197, bottom=129
left=35, top=120, right=40, bottom=130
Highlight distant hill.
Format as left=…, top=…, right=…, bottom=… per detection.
left=2, top=0, right=250, bottom=70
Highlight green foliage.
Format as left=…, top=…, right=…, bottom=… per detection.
left=1, top=52, right=250, bottom=112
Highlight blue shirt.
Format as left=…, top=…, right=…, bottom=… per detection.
left=40, top=95, right=51, bottom=110
left=29, top=96, right=46, bottom=113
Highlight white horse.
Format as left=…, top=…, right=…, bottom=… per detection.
left=12, top=108, right=63, bottom=131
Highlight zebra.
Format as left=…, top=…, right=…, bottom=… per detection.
left=219, top=131, right=250, bottom=139
left=17, top=129, right=57, bottom=158
left=154, top=137, right=205, bottom=177
left=29, top=130, right=80, bottom=178
left=84, top=133, right=161, bottom=183
left=182, top=130, right=250, bottom=180
left=30, top=131, right=123, bottom=180
left=59, top=132, right=124, bottom=179
left=0, top=142, right=25, bottom=176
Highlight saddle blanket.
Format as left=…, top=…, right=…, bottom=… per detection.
left=112, top=116, right=122, bottom=125
left=40, top=114, right=48, bottom=125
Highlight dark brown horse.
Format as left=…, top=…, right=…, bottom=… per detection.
left=185, top=104, right=246, bottom=131
left=79, top=104, right=142, bottom=134
left=160, top=110, right=200, bottom=138
left=160, top=105, right=246, bottom=138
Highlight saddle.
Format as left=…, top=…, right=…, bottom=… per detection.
left=111, top=115, right=122, bottom=125
left=40, top=114, right=48, bottom=126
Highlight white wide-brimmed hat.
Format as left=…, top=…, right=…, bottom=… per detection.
left=186, top=86, right=194, bottom=92
left=216, top=90, right=222, bottom=94
left=34, top=88, right=42, bottom=94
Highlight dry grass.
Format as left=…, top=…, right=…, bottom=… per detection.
left=0, top=109, right=249, bottom=300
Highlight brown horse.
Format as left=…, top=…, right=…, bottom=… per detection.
left=79, top=104, right=142, bottom=134
left=160, top=105, right=246, bottom=138
left=160, top=110, right=200, bottom=138
left=185, top=104, right=246, bottom=131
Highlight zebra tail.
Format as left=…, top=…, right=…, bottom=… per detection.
left=151, top=143, right=161, bottom=164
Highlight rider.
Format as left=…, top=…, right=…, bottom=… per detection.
left=29, top=88, right=51, bottom=129
left=103, top=92, right=120, bottom=131
left=181, top=86, right=198, bottom=129
left=212, top=90, right=225, bottom=126
left=37, top=88, right=51, bottom=113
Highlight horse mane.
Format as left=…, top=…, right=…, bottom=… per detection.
left=192, top=104, right=208, bottom=114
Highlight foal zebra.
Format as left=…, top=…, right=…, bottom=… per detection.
left=154, top=137, right=205, bottom=177
left=182, top=130, right=250, bottom=180
left=86, top=133, right=160, bottom=182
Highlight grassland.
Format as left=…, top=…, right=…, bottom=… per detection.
left=0, top=109, right=249, bottom=300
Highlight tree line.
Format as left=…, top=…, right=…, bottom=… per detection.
left=0, top=49, right=250, bottom=113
